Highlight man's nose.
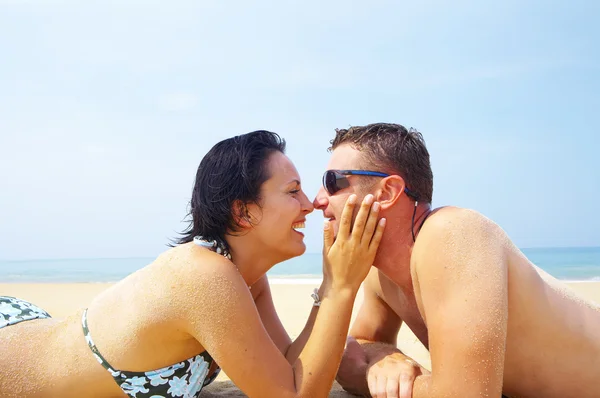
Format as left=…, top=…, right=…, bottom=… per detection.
left=313, top=186, right=329, bottom=210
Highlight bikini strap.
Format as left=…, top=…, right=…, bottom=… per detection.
left=81, top=309, right=124, bottom=378
left=193, top=236, right=232, bottom=260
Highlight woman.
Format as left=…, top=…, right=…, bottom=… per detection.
left=0, top=130, right=386, bottom=398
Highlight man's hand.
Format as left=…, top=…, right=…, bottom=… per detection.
left=367, top=350, right=427, bottom=398
left=337, top=336, right=427, bottom=398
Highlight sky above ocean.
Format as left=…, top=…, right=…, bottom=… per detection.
left=1, top=1, right=599, bottom=260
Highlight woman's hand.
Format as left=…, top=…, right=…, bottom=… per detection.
left=322, top=194, right=386, bottom=292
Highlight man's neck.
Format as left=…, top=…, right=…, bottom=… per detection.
left=373, top=204, right=431, bottom=288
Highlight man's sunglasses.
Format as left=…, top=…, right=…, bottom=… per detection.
left=322, top=169, right=419, bottom=200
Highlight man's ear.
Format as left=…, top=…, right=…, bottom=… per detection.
left=374, top=175, right=407, bottom=210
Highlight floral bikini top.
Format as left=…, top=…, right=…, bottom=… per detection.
left=82, top=309, right=220, bottom=398
left=81, top=236, right=229, bottom=398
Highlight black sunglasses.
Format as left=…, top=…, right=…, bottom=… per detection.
left=322, top=169, right=419, bottom=200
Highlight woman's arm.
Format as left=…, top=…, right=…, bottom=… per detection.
left=252, top=275, right=324, bottom=364
left=180, top=194, right=386, bottom=398
left=283, top=282, right=326, bottom=363
left=183, top=262, right=359, bottom=398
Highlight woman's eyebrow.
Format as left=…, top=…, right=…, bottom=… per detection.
left=285, top=179, right=301, bottom=188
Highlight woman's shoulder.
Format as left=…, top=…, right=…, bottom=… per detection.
left=152, top=243, right=238, bottom=284
left=106, top=243, right=240, bottom=312
left=144, top=244, right=252, bottom=325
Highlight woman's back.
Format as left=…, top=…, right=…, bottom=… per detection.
left=0, top=310, right=122, bottom=397
left=0, top=244, right=221, bottom=397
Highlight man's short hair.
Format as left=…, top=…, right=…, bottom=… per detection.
left=329, top=123, right=433, bottom=204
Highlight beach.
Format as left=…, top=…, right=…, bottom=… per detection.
left=1, top=281, right=599, bottom=397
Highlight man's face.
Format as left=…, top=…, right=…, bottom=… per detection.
left=313, top=144, right=375, bottom=236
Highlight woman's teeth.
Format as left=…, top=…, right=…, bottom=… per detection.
left=292, top=222, right=305, bottom=230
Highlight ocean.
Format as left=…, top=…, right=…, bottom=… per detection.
left=1, top=247, right=600, bottom=283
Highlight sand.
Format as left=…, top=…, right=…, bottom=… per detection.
left=1, top=281, right=598, bottom=397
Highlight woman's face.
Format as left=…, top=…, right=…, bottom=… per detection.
left=245, top=151, right=314, bottom=261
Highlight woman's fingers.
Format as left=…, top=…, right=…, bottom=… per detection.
left=324, top=194, right=386, bottom=291
left=369, top=218, right=387, bottom=254
left=339, top=193, right=383, bottom=249
left=350, top=194, right=374, bottom=241
left=360, top=200, right=380, bottom=245
left=337, top=194, right=357, bottom=239
left=322, top=219, right=334, bottom=254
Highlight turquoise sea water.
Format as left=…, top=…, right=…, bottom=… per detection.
left=1, top=247, right=600, bottom=283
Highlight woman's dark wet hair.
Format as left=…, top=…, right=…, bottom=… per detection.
left=174, top=130, right=286, bottom=250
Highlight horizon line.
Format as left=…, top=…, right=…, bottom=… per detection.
left=2, top=245, right=600, bottom=262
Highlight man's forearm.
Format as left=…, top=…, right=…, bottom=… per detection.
left=413, top=374, right=510, bottom=398
left=412, top=374, right=432, bottom=398
left=335, top=346, right=370, bottom=397
left=336, top=360, right=370, bottom=396
left=357, top=339, right=404, bottom=363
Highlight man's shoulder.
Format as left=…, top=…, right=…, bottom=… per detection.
left=429, top=205, right=486, bottom=220
left=414, top=206, right=509, bottom=267
left=423, top=206, right=498, bottom=235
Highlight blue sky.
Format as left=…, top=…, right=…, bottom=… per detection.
left=1, top=0, right=598, bottom=260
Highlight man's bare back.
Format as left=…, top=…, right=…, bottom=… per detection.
left=358, top=206, right=600, bottom=398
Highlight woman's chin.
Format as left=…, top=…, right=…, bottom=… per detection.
left=282, top=242, right=306, bottom=260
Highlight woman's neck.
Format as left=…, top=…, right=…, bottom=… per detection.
left=226, top=235, right=280, bottom=288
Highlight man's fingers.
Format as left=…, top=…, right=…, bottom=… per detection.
left=367, top=374, right=377, bottom=398
left=376, top=375, right=387, bottom=398
left=386, top=376, right=400, bottom=398
left=399, top=375, right=415, bottom=398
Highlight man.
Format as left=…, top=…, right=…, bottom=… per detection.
left=313, top=123, right=600, bottom=398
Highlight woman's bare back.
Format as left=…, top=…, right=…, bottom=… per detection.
left=0, top=244, right=220, bottom=398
